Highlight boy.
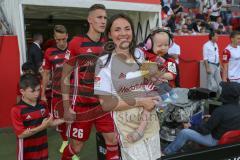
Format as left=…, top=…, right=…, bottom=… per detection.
left=11, top=74, right=64, bottom=160
left=16, top=62, right=37, bottom=103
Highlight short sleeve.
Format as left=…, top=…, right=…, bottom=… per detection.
left=166, top=60, right=177, bottom=76
left=134, top=48, right=145, bottom=64
left=222, top=49, right=231, bottom=63
left=94, top=58, right=114, bottom=95
left=67, top=37, right=79, bottom=66
left=42, top=49, right=52, bottom=70
left=203, top=43, right=208, bottom=60
left=11, top=107, right=26, bottom=136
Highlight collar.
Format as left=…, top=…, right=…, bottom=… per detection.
left=33, top=42, right=41, bottom=49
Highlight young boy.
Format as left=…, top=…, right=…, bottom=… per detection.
left=127, top=30, right=178, bottom=143
left=16, top=62, right=37, bottom=103
left=11, top=74, right=64, bottom=160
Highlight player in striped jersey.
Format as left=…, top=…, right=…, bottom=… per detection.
left=61, top=4, right=119, bottom=160
left=11, top=74, right=64, bottom=160
left=41, top=25, right=74, bottom=156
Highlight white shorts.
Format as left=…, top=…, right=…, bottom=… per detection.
left=120, top=133, right=161, bottom=160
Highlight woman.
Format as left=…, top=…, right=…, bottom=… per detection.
left=94, top=13, right=161, bottom=160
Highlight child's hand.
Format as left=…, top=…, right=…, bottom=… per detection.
left=42, top=114, right=53, bottom=128
left=52, top=119, right=65, bottom=126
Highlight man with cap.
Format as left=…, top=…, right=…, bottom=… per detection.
left=163, top=81, right=240, bottom=155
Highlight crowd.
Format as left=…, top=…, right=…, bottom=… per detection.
left=161, top=0, right=240, bottom=35
left=9, top=2, right=240, bottom=160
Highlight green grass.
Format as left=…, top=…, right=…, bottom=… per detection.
left=0, top=128, right=97, bottom=160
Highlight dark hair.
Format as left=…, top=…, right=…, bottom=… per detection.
left=209, top=31, right=217, bottom=40
left=230, top=31, right=240, bottom=39
left=88, top=4, right=106, bottom=14
left=54, top=25, right=67, bottom=34
left=103, top=13, right=137, bottom=66
left=21, top=62, right=36, bottom=74
left=19, top=74, right=40, bottom=90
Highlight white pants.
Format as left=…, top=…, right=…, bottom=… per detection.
left=207, top=63, right=222, bottom=93
left=121, top=133, right=161, bottom=160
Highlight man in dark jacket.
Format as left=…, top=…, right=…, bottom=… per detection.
left=163, top=81, right=240, bottom=155
left=28, top=33, right=43, bottom=71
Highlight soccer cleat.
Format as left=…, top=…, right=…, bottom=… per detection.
left=72, top=155, right=80, bottom=160
left=59, top=141, right=68, bottom=153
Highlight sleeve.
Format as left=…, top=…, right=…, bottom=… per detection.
left=67, top=38, right=78, bottom=66
left=222, top=49, right=231, bottom=63
left=203, top=44, right=208, bottom=60
left=32, top=47, right=43, bottom=69
left=166, top=59, right=177, bottom=78
left=94, top=59, right=114, bottom=95
left=42, top=49, right=52, bottom=70
left=39, top=101, right=50, bottom=117
left=11, top=107, right=26, bottom=136
left=176, top=45, right=181, bottom=55
left=192, top=108, right=222, bottom=135
left=134, top=48, right=145, bottom=64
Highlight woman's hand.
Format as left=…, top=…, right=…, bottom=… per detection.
left=136, top=96, right=160, bottom=111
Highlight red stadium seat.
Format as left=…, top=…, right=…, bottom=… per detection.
left=218, top=130, right=240, bottom=145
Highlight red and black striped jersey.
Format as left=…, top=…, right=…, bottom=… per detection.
left=140, top=48, right=177, bottom=87
left=42, top=46, right=70, bottom=96
left=67, top=34, right=106, bottom=109
left=11, top=100, right=49, bottom=160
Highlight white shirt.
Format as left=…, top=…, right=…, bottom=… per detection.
left=168, top=42, right=181, bottom=64
left=94, top=48, right=160, bottom=147
left=210, top=4, right=222, bottom=17
left=33, top=42, right=41, bottom=49
left=203, top=40, right=219, bottom=64
left=223, top=45, right=240, bottom=81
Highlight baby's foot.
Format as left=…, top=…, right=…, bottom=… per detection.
left=126, top=130, right=144, bottom=143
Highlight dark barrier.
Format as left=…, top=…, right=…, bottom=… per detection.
left=161, top=143, right=240, bottom=160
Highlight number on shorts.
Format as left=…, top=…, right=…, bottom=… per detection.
left=72, top=128, right=83, bottom=139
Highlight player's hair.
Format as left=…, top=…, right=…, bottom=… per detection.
left=54, top=25, right=67, bottom=34
left=230, top=31, right=240, bottom=39
left=88, top=4, right=106, bottom=14
left=209, top=31, right=217, bottom=40
left=21, top=62, right=36, bottom=74
left=19, top=74, right=40, bottom=90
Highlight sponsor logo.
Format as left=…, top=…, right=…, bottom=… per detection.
left=119, top=73, right=126, bottom=79
left=40, top=108, right=46, bottom=117
left=26, top=115, right=32, bottom=120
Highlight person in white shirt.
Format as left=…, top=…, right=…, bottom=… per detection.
left=222, top=31, right=240, bottom=83
left=210, top=1, right=222, bottom=21
left=94, top=13, right=161, bottom=160
left=168, top=39, right=181, bottom=64
left=168, top=37, right=181, bottom=86
left=203, top=31, right=222, bottom=93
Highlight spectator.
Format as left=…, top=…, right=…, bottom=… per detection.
left=28, top=33, right=43, bottom=71
left=210, top=1, right=222, bottom=22
left=203, top=31, right=222, bottom=93
left=163, top=81, right=240, bottom=155
left=211, top=16, right=225, bottom=31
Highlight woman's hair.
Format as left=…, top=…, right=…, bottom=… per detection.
left=103, top=13, right=137, bottom=66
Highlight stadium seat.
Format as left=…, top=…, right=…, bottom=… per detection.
left=218, top=130, right=240, bottom=145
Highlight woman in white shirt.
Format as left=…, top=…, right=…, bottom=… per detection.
left=94, top=13, right=161, bottom=160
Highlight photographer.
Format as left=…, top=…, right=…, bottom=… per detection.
left=163, top=82, right=240, bottom=155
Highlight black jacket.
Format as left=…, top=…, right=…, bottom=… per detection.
left=28, top=43, right=43, bottom=70
left=193, top=103, right=240, bottom=139
left=192, top=82, right=240, bottom=140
